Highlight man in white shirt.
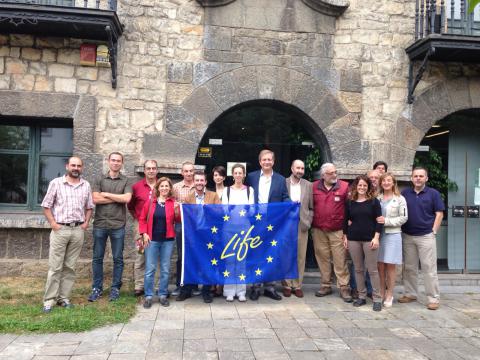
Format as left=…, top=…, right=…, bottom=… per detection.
left=283, top=160, right=313, bottom=298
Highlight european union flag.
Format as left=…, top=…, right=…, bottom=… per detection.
left=180, top=202, right=300, bottom=285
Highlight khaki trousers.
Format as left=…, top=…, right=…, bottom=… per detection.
left=43, top=226, right=84, bottom=306
left=402, top=233, right=440, bottom=304
left=348, top=240, right=381, bottom=302
left=133, top=220, right=145, bottom=291
left=284, top=229, right=309, bottom=289
left=312, top=228, right=350, bottom=288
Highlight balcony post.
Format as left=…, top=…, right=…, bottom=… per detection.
left=461, top=0, right=465, bottom=35
left=415, top=0, right=420, bottom=39
left=440, top=0, right=445, bottom=34
left=430, top=0, right=436, bottom=34
left=421, top=0, right=425, bottom=37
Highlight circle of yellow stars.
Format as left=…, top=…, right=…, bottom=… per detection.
left=208, top=210, right=278, bottom=280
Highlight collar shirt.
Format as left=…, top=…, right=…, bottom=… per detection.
left=128, top=178, right=155, bottom=220
left=173, top=180, right=194, bottom=203
left=41, top=175, right=94, bottom=223
left=401, top=186, right=445, bottom=236
left=258, top=171, right=272, bottom=204
left=92, top=172, right=132, bottom=229
left=195, top=190, right=205, bottom=205
left=289, top=178, right=302, bottom=202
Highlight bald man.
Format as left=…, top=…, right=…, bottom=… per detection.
left=283, top=160, right=313, bottom=298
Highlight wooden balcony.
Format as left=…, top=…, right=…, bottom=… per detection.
left=0, top=0, right=123, bottom=87
left=406, top=0, right=480, bottom=103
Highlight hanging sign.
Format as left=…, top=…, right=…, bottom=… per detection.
left=198, top=147, right=212, bottom=158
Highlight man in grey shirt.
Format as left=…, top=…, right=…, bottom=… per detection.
left=89, top=152, right=132, bottom=302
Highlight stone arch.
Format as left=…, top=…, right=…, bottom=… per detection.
left=162, top=65, right=363, bottom=171
left=395, top=77, right=480, bottom=175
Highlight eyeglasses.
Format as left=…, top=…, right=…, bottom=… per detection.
left=145, top=167, right=157, bottom=171
left=325, top=171, right=337, bottom=175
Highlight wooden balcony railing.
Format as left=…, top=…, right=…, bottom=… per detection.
left=415, top=0, right=480, bottom=39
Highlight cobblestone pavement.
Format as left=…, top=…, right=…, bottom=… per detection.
left=1, top=285, right=480, bottom=360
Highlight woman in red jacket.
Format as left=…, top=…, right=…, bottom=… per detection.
left=139, top=177, right=179, bottom=309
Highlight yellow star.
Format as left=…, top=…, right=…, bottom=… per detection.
left=211, top=258, right=218, bottom=266
left=267, top=224, right=273, bottom=231
left=207, top=242, right=213, bottom=249
left=223, top=214, right=230, bottom=221
left=223, top=270, right=230, bottom=277
left=239, top=274, right=246, bottom=281
left=211, top=226, right=218, bottom=234
left=255, top=268, right=262, bottom=276
left=255, top=213, right=262, bottom=220
left=270, top=240, right=277, bottom=246
left=266, top=256, right=273, bottom=263
left=239, top=209, right=246, bottom=217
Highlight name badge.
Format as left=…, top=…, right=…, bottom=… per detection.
left=334, top=196, right=340, bottom=202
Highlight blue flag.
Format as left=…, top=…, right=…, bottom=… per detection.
left=181, top=202, right=300, bottom=285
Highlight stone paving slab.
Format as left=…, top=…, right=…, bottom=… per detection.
left=1, top=285, right=480, bottom=359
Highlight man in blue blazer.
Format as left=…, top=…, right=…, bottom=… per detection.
left=246, top=149, right=291, bottom=301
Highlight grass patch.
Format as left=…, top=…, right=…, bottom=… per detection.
left=0, top=277, right=138, bottom=334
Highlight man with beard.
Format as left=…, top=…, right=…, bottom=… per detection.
left=128, top=159, right=159, bottom=297
left=312, top=163, right=352, bottom=302
left=282, top=160, right=313, bottom=298
left=41, top=156, right=94, bottom=313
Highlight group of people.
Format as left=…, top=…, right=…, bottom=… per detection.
left=40, top=150, right=444, bottom=314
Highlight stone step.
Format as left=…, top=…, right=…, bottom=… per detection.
left=303, top=271, right=480, bottom=286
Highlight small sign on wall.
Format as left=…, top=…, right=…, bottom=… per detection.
left=96, top=45, right=110, bottom=67
left=198, top=147, right=212, bottom=158
left=80, top=44, right=96, bottom=66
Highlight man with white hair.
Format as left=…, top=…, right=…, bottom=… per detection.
left=311, top=163, right=352, bottom=302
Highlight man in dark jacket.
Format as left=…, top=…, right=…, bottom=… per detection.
left=247, top=149, right=290, bottom=301
left=312, top=163, right=352, bottom=302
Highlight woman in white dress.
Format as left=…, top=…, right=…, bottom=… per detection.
left=222, top=163, right=254, bottom=302
left=377, top=173, right=408, bottom=308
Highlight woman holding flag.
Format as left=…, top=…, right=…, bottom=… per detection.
left=222, top=163, right=254, bottom=302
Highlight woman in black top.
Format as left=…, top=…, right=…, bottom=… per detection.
left=343, top=175, right=383, bottom=311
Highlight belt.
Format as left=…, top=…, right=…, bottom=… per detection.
left=57, top=222, right=84, bottom=227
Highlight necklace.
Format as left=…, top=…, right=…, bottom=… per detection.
left=158, top=199, right=166, bottom=207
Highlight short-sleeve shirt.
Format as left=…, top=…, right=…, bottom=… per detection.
left=127, top=178, right=154, bottom=220
left=41, top=176, right=94, bottom=224
left=173, top=180, right=194, bottom=203
left=401, top=186, right=445, bottom=236
left=93, top=173, right=132, bottom=229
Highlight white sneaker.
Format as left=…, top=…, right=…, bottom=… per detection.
left=226, top=296, right=234, bottom=302
left=238, top=295, right=247, bottom=302
left=383, top=297, right=393, bottom=308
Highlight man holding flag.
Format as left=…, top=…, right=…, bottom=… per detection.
left=246, top=149, right=291, bottom=301
left=176, top=171, right=220, bottom=303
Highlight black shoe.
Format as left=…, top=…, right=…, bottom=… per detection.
left=159, top=296, right=169, bottom=307
left=203, top=293, right=213, bottom=304
left=353, top=298, right=367, bottom=307
left=367, top=293, right=373, bottom=299
left=249, top=290, right=260, bottom=301
left=264, top=289, right=282, bottom=301
left=372, top=302, right=382, bottom=312
left=134, top=289, right=144, bottom=297
left=176, top=291, right=191, bottom=301
left=143, top=298, right=152, bottom=309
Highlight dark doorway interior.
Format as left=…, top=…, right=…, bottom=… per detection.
left=195, top=100, right=329, bottom=270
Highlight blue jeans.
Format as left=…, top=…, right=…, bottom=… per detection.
left=92, top=227, right=125, bottom=290
left=349, top=262, right=373, bottom=294
left=144, top=240, right=174, bottom=297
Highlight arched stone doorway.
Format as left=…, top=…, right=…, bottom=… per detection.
left=398, top=79, right=480, bottom=272
left=194, top=99, right=330, bottom=180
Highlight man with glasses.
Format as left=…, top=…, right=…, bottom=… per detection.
left=311, top=163, right=352, bottom=302
left=128, top=160, right=159, bottom=297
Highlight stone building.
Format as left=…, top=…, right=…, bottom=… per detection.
left=1, top=0, right=479, bottom=275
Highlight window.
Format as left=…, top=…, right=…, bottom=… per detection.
left=0, top=118, right=73, bottom=210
